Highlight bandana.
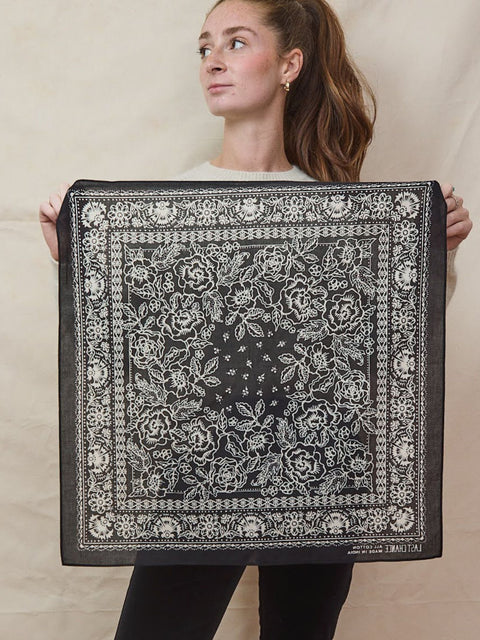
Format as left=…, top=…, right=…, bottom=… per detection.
left=58, top=179, right=445, bottom=565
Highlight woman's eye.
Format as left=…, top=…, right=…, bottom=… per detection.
left=198, top=46, right=211, bottom=58
left=231, top=39, right=245, bottom=50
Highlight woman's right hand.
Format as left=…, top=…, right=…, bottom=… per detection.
left=39, top=182, right=71, bottom=261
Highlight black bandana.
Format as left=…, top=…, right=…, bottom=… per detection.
left=58, top=179, right=445, bottom=565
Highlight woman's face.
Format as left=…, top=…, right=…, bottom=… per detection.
left=198, top=0, right=287, bottom=120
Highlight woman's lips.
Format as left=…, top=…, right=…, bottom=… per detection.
left=208, top=84, right=232, bottom=93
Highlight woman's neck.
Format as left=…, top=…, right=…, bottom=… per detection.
left=211, top=115, right=292, bottom=173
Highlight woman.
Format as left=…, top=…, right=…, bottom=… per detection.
left=39, top=1, right=472, bottom=638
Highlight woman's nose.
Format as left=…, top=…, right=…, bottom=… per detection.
left=206, top=50, right=226, bottom=73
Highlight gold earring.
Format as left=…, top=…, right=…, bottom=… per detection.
left=283, top=80, right=290, bottom=93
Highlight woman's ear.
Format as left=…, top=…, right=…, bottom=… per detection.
left=282, top=48, right=303, bottom=83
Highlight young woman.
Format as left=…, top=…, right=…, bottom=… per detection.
left=39, top=1, right=472, bottom=638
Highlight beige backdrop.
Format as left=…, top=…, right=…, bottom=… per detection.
left=1, top=1, right=479, bottom=638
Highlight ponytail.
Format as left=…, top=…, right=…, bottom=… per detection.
left=285, top=0, right=376, bottom=182
left=208, top=0, right=376, bottom=182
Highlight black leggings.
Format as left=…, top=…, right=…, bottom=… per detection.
left=114, top=563, right=353, bottom=640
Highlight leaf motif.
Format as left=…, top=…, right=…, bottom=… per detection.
left=225, top=312, right=237, bottom=326
left=235, top=323, right=246, bottom=340
left=361, top=419, right=379, bottom=434
left=298, top=319, right=328, bottom=341
left=171, top=441, right=189, bottom=454
left=217, top=411, right=229, bottom=435
left=204, top=357, right=219, bottom=376
left=263, top=414, right=275, bottom=428
left=246, top=308, right=264, bottom=320
left=334, top=356, right=350, bottom=371
left=164, top=469, right=179, bottom=488
left=272, top=308, right=282, bottom=331
left=358, top=408, right=379, bottom=434
left=280, top=364, right=296, bottom=384
left=184, top=486, right=199, bottom=501
left=243, top=266, right=255, bottom=281
left=149, top=368, right=164, bottom=384
left=315, top=469, right=347, bottom=496
left=125, top=246, right=145, bottom=262
left=316, top=372, right=335, bottom=393
left=204, top=376, right=221, bottom=387
left=144, top=316, right=155, bottom=329
left=247, top=322, right=264, bottom=337
left=351, top=265, right=376, bottom=298
left=139, top=302, right=148, bottom=318
left=202, top=291, right=224, bottom=322
left=277, top=418, right=296, bottom=448
left=247, top=457, right=261, bottom=473
left=344, top=409, right=356, bottom=422
left=288, top=391, right=308, bottom=401
left=252, top=455, right=281, bottom=487
left=164, top=347, right=184, bottom=368
left=256, top=280, right=274, bottom=301
left=191, top=338, right=210, bottom=349
left=279, top=353, right=296, bottom=365
left=292, top=258, right=305, bottom=271
left=351, top=419, right=360, bottom=437
left=191, top=357, right=201, bottom=377
left=123, top=303, right=138, bottom=322
left=255, top=399, right=265, bottom=417
left=134, top=283, right=156, bottom=300
left=322, top=249, right=338, bottom=272
left=298, top=365, right=310, bottom=384
left=191, top=384, right=205, bottom=397
left=125, top=440, right=151, bottom=472
left=236, top=419, right=253, bottom=432
left=135, top=374, right=166, bottom=404
left=171, top=399, right=201, bottom=419
left=218, top=251, right=248, bottom=285
left=236, top=402, right=255, bottom=418
left=225, top=434, right=244, bottom=457
left=197, top=467, right=208, bottom=481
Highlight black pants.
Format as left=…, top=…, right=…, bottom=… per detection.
left=114, top=563, right=353, bottom=640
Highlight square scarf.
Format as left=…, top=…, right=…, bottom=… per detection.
left=58, top=180, right=446, bottom=566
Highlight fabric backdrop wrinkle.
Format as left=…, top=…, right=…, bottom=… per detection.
left=0, top=1, right=478, bottom=638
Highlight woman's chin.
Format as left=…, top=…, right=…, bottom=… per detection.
left=207, top=104, right=242, bottom=119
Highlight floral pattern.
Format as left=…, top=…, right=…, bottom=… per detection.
left=63, top=180, right=443, bottom=563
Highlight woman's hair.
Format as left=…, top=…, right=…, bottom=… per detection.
left=209, top=0, right=376, bottom=182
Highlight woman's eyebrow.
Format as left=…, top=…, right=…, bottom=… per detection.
left=198, top=26, right=258, bottom=41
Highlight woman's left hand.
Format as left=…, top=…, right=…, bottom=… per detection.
left=441, top=183, right=473, bottom=251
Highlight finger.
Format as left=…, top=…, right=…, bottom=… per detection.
left=441, top=183, right=454, bottom=199
left=446, top=206, right=469, bottom=227
left=39, top=201, right=58, bottom=223
left=49, top=192, right=63, bottom=214
left=59, top=182, right=71, bottom=199
left=446, top=195, right=464, bottom=213
left=446, top=218, right=473, bottom=239
left=40, top=223, right=59, bottom=261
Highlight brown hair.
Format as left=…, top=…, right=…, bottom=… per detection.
left=209, top=0, right=376, bottom=182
